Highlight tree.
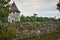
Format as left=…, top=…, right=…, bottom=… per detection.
left=20, top=15, right=26, bottom=22
left=34, top=14, right=37, bottom=17
left=30, top=16, right=35, bottom=22
left=0, top=0, right=17, bottom=39
left=57, top=0, right=60, bottom=11
left=33, top=14, right=37, bottom=22
left=26, top=16, right=31, bottom=22
left=0, top=0, right=10, bottom=22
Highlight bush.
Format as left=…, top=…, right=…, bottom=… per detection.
left=27, top=23, right=36, bottom=30
left=0, top=23, right=16, bottom=39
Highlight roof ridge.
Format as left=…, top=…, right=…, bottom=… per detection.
left=9, top=2, right=20, bottom=13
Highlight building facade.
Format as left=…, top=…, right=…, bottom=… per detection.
left=8, top=2, right=20, bottom=23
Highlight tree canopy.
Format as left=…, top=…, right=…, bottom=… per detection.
left=20, top=14, right=59, bottom=22
left=0, top=0, right=17, bottom=39
left=57, top=0, right=60, bottom=11
left=0, top=0, right=10, bottom=22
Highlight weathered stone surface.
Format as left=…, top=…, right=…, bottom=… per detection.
left=3, top=21, right=60, bottom=40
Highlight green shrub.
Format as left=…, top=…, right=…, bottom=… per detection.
left=28, top=23, right=36, bottom=30
left=0, top=23, right=16, bottom=39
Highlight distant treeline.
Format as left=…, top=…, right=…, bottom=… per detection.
left=20, top=14, right=60, bottom=22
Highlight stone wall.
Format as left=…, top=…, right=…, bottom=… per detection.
left=7, top=21, right=60, bottom=40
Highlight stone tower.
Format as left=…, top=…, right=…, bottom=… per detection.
left=8, top=2, right=20, bottom=23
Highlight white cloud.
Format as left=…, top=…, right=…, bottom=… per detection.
left=15, top=0, right=59, bottom=8
left=14, top=0, right=60, bottom=18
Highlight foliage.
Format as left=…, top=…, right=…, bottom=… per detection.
left=0, top=0, right=10, bottom=23
left=0, top=22, right=16, bottom=39
left=20, top=15, right=26, bottom=22
left=20, top=15, right=60, bottom=22
left=57, top=0, right=60, bottom=11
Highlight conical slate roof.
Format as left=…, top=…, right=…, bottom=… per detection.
left=9, top=2, right=20, bottom=13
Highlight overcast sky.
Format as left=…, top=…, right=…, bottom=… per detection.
left=10, top=0, right=60, bottom=18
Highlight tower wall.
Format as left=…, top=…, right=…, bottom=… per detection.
left=8, top=12, right=20, bottom=23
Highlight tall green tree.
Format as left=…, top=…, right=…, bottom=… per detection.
left=33, top=14, right=37, bottom=22
left=57, top=0, right=60, bottom=11
left=0, top=0, right=10, bottom=22
left=20, top=15, right=26, bottom=22
left=26, top=16, right=31, bottom=22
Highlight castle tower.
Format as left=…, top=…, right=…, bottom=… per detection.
left=8, top=2, right=20, bottom=23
